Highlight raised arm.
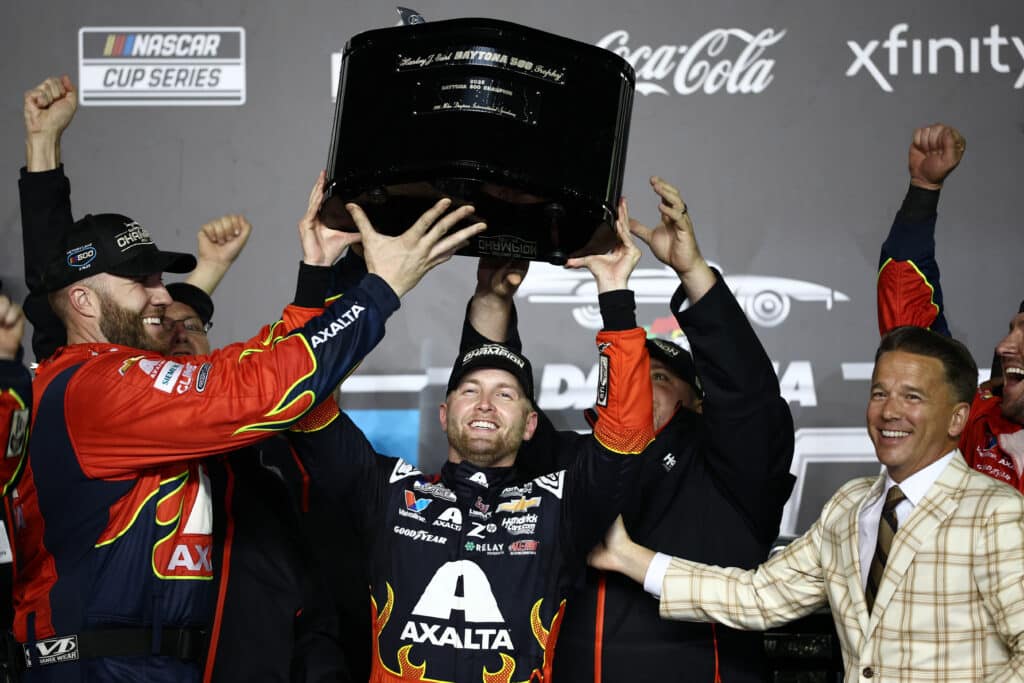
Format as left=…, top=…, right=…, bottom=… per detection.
left=58, top=200, right=485, bottom=475
left=558, top=202, right=653, bottom=561
left=20, top=75, right=79, bottom=358
left=461, top=257, right=529, bottom=350
left=877, top=123, right=965, bottom=337
left=637, top=177, right=794, bottom=541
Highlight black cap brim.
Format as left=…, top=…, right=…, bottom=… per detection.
left=108, top=250, right=197, bottom=279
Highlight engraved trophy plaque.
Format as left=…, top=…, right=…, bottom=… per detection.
left=320, top=18, right=635, bottom=264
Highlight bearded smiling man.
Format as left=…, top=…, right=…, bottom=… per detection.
left=13, top=190, right=482, bottom=682
left=287, top=208, right=656, bottom=683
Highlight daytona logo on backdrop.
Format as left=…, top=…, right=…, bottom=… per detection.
left=596, top=28, right=785, bottom=95
left=78, top=27, right=246, bottom=105
left=847, top=24, right=1024, bottom=92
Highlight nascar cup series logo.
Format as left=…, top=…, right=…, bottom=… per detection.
left=78, top=27, right=246, bottom=105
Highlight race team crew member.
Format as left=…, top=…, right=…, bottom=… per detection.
left=159, top=281, right=351, bottom=683
left=12, top=199, right=483, bottom=682
left=0, top=295, right=30, bottom=498
left=0, top=296, right=30, bottom=672
left=18, top=75, right=356, bottom=681
left=289, top=213, right=655, bottom=683
left=877, top=123, right=1024, bottom=491
left=462, top=178, right=795, bottom=683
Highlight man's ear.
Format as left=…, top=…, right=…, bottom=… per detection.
left=439, top=403, right=449, bottom=433
left=67, top=284, right=100, bottom=319
left=521, top=409, right=539, bottom=442
left=947, top=401, right=970, bottom=438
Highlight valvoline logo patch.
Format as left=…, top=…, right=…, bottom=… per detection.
left=404, top=490, right=431, bottom=513
left=66, top=244, right=97, bottom=270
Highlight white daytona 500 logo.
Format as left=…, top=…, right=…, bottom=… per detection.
left=596, top=28, right=785, bottom=95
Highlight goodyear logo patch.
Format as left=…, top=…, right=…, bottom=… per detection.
left=78, top=27, right=246, bottom=106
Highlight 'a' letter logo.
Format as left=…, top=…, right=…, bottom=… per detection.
left=411, top=560, right=504, bottom=622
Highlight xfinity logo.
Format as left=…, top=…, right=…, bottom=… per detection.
left=597, top=28, right=785, bottom=95
left=847, top=24, right=1024, bottom=92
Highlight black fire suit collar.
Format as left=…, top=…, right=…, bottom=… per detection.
left=440, top=460, right=519, bottom=503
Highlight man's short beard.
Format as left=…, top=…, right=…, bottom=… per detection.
left=98, top=293, right=163, bottom=352
left=445, top=413, right=526, bottom=469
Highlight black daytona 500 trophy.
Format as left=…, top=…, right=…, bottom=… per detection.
left=320, top=17, right=635, bottom=264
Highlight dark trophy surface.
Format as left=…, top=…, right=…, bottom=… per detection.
left=321, top=18, right=635, bottom=264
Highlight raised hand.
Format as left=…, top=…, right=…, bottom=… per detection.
left=198, top=214, right=252, bottom=267
left=475, top=257, right=529, bottom=301
left=24, top=75, right=78, bottom=171
left=185, top=214, right=252, bottom=295
left=629, top=176, right=715, bottom=303
left=347, top=199, right=485, bottom=297
left=298, top=171, right=362, bottom=267
left=587, top=515, right=655, bottom=587
left=0, top=296, right=26, bottom=361
left=566, top=197, right=641, bottom=293
left=908, top=123, right=966, bottom=190
left=468, top=257, right=530, bottom=342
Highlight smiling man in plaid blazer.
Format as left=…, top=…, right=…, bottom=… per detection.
left=590, top=325, right=1024, bottom=682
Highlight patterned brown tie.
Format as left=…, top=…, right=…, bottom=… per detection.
left=865, top=485, right=906, bottom=613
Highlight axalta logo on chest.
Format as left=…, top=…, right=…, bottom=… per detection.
left=401, top=561, right=516, bottom=650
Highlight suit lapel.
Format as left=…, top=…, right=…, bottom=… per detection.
left=848, top=475, right=886, bottom=638
left=864, top=456, right=967, bottom=639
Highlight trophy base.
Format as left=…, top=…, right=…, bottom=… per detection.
left=321, top=173, right=617, bottom=265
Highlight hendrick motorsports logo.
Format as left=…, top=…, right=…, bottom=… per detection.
left=78, top=27, right=246, bottom=106
left=516, top=263, right=849, bottom=329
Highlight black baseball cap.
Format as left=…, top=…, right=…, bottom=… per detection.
left=166, top=283, right=214, bottom=325
left=44, top=214, right=196, bottom=292
left=646, top=338, right=703, bottom=397
left=446, top=343, right=535, bottom=400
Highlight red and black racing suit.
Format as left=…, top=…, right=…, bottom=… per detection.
left=878, top=184, right=1023, bottom=492
left=290, top=290, right=654, bottom=683
left=11, top=272, right=400, bottom=682
left=1, top=356, right=31, bottom=652
left=18, top=164, right=356, bottom=682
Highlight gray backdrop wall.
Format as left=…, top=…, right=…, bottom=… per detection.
left=2, top=0, right=1021, bottom=533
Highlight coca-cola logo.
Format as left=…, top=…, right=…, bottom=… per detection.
left=596, top=28, right=786, bottom=95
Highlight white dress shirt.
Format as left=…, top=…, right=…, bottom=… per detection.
left=856, top=450, right=957, bottom=587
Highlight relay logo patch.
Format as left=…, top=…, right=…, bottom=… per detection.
left=78, top=27, right=246, bottom=105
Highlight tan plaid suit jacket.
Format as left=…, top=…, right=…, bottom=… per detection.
left=659, top=453, right=1024, bottom=682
